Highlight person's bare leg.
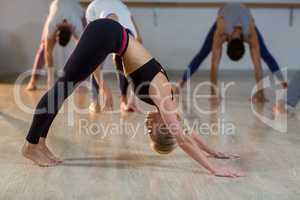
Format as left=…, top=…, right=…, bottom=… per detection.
left=37, top=138, right=63, bottom=163
left=112, top=53, right=136, bottom=113
left=90, top=66, right=113, bottom=112
left=123, top=90, right=138, bottom=113
left=47, top=67, right=55, bottom=90
left=120, top=95, right=128, bottom=113
left=89, top=66, right=102, bottom=113
left=22, top=141, right=57, bottom=167
left=27, top=43, right=46, bottom=91
left=99, top=80, right=113, bottom=112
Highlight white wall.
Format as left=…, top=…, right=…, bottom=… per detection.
left=0, top=0, right=76, bottom=74
left=131, top=7, right=300, bottom=71
left=0, top=0, right=299, bottom=74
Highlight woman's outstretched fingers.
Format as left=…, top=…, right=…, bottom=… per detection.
left=213, top=151, right=241, bottom=159
left=228, top=153, right=241, bottom=159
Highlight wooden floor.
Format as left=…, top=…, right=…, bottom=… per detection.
left=0, top=72, right=299, bottom=200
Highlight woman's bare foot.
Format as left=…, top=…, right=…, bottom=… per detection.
left=22, top=141, right=57, bottom=167
left=126, top=101, right=138, bottom=112
left=102, top=101, right=113, bottom=112
left=26, top=81, right=37, bottom=91
left=120, top=100, right=136, bottom=113
left=120, top=101, right=128, bottom=114
left=38, top=138, right=63, bottom=163
left=273, top=101, right=287, bottom=116
left=89, top=101, right=101, bottom=113
left=120, top=93, right=139, bottom=113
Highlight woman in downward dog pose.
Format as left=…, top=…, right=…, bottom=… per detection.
left=22, top=18, right=244, bottom=178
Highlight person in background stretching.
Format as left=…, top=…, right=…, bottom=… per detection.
left=176, top=3, right=288, bottom=102
left=86, top=0, right=143, bottom=113
left=26, top=0, right=86, bottom=91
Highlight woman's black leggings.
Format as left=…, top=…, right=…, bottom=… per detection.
left=26, top=19, right=129, bottom=144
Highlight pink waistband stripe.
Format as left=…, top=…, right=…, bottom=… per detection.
left=118, top=28, right=128, bottom=56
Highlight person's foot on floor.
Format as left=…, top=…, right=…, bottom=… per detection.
left=47, top=80, right=54, bottom=90
left=26, top=81, right=37, bottom=91
left=209, top=96, right=222, bottom=105
left=172, top=81, right=183, bottom=94
left=38, top=138, right=63, bottom=163
left=273, top=102, right=287, bottom=116
left=89, top=101, right=101, bottom=113
left=125, top=101, right=138, bottom=112
left=47, top=67, right=55, bottom=90
left=120, top=101, right=129, bottom=114
left=22, top=141, right=57, bottom=167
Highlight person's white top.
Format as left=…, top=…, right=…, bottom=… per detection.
left=46, top=0, right=85, bottom=39
left=86, top=0, right=137, bottom=37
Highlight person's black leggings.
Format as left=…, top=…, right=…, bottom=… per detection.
left=26, top=19, right=129, bottom=144
left=91, top=54, right=129, bottom=100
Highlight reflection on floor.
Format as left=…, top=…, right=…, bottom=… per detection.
left=0, top=72, right=299, bottom=200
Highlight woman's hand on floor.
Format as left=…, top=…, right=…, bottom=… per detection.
left=213, top=167, right=245, bottom=178
left=211, top=151, right=241, bottom=159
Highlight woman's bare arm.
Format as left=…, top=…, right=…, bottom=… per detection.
left=191, top=131, right=240, bottom=159
left=159, top=99, right=243, bottom=177
left=149, top=74, right=244, bottom=177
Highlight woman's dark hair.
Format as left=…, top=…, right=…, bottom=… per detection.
left=57, top=26, right=72, bottom=47
left=227, top=38, right=245, bottom=61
